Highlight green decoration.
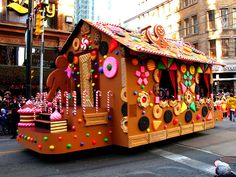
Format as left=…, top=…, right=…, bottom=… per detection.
left=86, top=133, right=90, bottom=137
left=197, top=66, right=203, bottom=73
left=104, top=138, right=109, bottom=142
left=183, top=71, right=192, bottom=87
left=190, top=102, right=196, bottom=112
left=141, top=85, right=145, bottom=89
left=24, top=135, right=27, bottom=140
left=168, top=58, right=174, bottom=68
left=67, top=144, right=72, bottom=149
left=157, top=61, right=166, bottom=70
left=43, top=136, right=48, bottom=141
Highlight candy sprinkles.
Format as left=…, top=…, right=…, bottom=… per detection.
left=16, top=19, right=224, bottom=155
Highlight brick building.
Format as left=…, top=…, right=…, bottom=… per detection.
left=0, top=0, right=74, bottom=95
left=124, top=0, right=236, bottom=95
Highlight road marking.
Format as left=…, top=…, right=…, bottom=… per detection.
left=150, top=149, right=216, bottom=175
left=0, top=149, right=22, bottom=155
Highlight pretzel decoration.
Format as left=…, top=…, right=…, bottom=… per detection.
left=144, top=25, right=169, bottom=48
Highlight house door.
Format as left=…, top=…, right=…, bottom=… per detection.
left=79, top=53, right=94, bottom=107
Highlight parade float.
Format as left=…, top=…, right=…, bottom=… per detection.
left=17, top=19, right=224, bottom=154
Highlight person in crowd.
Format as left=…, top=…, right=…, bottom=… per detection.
left=221, top=96, right=227, bottom=118
left=226, top=93, right=236, bottom=121
left=10, top=95, right=20, bottom=139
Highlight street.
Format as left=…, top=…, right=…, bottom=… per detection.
left=0, top=120, right=235, bottom=177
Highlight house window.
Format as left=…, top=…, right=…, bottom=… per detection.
left=221, top=8, right=228, bottom=28
left=159, top=69, right=177, bottom=100
left=184, top=18, right=190, bottom=35
left=199, top=73, right=210, bottom=97
left=233, top=8, right=236, bottom=28
left=192, top=15, right=198, bottom=33
left=222, top=39, right=229, bottom=57
left=208, top=10, right=215, bottom=29
left=209, top=40, right=216, bottom=58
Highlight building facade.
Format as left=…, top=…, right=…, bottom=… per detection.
left=74, top=0, right=94, bottom=24
left=124, top=0, right=236, bottom=95
left=0, top=0, right=74, bottom=95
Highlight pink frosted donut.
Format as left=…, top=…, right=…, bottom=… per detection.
left=102, top=56, right=118, bottom=78
left=18, top=122, right=35, bottom=127
left=50, top=110, right=62, bottom=121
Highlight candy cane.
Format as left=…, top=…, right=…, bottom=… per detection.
left=72, top=91, right=77, bottom=115
left=43, top=92, right=47, bottom=112
left=82, top=90, right=87, bottom=114
left=64, top=91, right=69, bottom=114
left=58, top=90, right=62, bottom=111
left=95, top=90, right=102, bottom=112
left=53, top=98, right=58, bottom=111
left=107, top=90, right=113, bottom=112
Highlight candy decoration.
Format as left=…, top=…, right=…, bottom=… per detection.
left=190, top=102, right=196, bottom=112
left=146, top=60, right=156, bottom=71
left=135, top=66, right=150, bottom=85
left=138, top=116, right=150, bottom=131
left=81, top=36, right=90, bottom=50
left=181, top=64, right=187, bottom=73
left=206, top=112, right=213, bottom=120
left=152, top=120, right=162, bottom=130
left=189, top=65, right=195, bottom=75
left=107, top=90, right=113, bottom=112
left=173, top=103, right=181, bottom=116
left=185, top=111, right=192, bottom=123
left=137, top=91, right=150, bottom=108
left=95, top=90, right=102, bottom=112
left=190, top=83, right=196, bottom=93
left=173, top=117, right=179, bottom=125
left=180, top=82, right=187, bottom=94
left=153, top=105, right=163, bottom=119
left=109, top=39, right=119, bottom=53
left=65, top=65, right=72, bottom=78
left=58, top=90, right=62, bottom=111
left=66, top=144, right=72, bottom=149
left=103, top=57, right=118, bottom=78
left=72, top=91, right=77, bottom=115
left=73, top=56, right=79, bottom=64
left=164, top=110, right=173, bottom=123
left=196, top=113, right=201, bottom=120
left=120, top=87, right=127, bottom=102
left=49, top=145, right=55, bottom=150
left=121, top=116, right=128, bottom=133
left=82, top=90, right=88, bottom=114
left=64, top=91, right=69, bottom=115
left=131, top=58, right=139, bottom=66
left=180, top=102, right=187, bottom=113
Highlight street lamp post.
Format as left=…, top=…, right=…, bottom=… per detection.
left=25, top=0, right=34, bottom=99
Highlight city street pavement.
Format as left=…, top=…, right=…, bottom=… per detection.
left=0, top=119, right=235, bottom=177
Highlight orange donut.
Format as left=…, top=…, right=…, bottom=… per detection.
left=147, top=60, right=156, bottom=71
left=189, top=65, right=195, bottom=75
left=181, top=64, right=187, bottom=74
left=173, top=102, right=181, bottom=116
left=72, top=38, right=80, bottom=51
left=153, top=105, right=163, bottom=119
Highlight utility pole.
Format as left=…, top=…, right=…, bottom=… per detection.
left=26, top=0, right=34, bottom=99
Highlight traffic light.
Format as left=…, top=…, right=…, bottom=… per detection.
left=34, top=13, right=44, bottom=36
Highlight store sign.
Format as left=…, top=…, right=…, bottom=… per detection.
left=213, top=65, right=236, bottom=73
left=7, top=0, right=55, bottom=18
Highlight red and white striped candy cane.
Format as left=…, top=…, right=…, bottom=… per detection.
left=64, top=91, right=69, bottom=114
left=82, top=90, right=87, bottom=114
left=53, top=98, right=58, bottom=111
left=58, top=90, right=62, bottom=111
left=72, top=91, right=77, bottom=115
left=107, top=90, right=113, bottom=112
left=95, top=90, right=102, bottom=112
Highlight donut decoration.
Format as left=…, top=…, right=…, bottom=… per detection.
left=173, top=102, right=181, bottom=116
left=146, top=60, right=156, bottom=71
left=183, top=71, right=193, bottom=87
left=120, top=87, right=127, bottom=102
left=153, top=69, right=160, bottom=83
left=138, top=116, right=150, bottom=131
left=153, top=83, right=160, bottom=96
left=164, top=110, right=173, bottom=123
left=135, top=66, right=150, bottom=85
left=99, top=41, right=109, bottom=56
left=169, top=100, right=178, bottom=107
left=72, top=38, right=80, bottom=51
left=202, top=106, right=208, bottom=117
left=153, top=105, right=163, bottom=119
left=121, top=102, right=128, bottom=116
left=185, top=110, right=192, bottom=123
left=199, top=98, right=205, bottom=104
left=206, top=98, right=213, bottom=110
left=137, top=91, right=150, bottom=108
left=184, top=91, right=193, bottom=105
left=80, top=35, right=90, bottom=50
left=159, top=100, right=169, bottom=108
left=102, top=57, right=118, bottom=78
left=121, top=116, right=128, bottom=133
left=189, top=65, right=195, bottom=75
left=180, top=64, right=187, bottom=74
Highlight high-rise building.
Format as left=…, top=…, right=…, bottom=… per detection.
left=124, top=0, right=236, bottom=94
left=74, top=0, right=94, bottom=24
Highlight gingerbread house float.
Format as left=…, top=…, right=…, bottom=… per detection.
left=17, top=19, right=224, bottom=154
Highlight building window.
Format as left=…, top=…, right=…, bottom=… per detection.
left=233, top=8, right=236, bottom=28
left=192, top=42, right=198, bottom=49
left=184, top=18, right=190, bottom=35
left=192, top=15, right=198, bottom=34
left=208, top=10, right=215, bottom=30
left=209, top=39, right=216, bottom=58
left=222, top=39, right=229, bottom=57
left=184, top=0, right=188, bottom=7
left=221, top=8, right=228, bottom=28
